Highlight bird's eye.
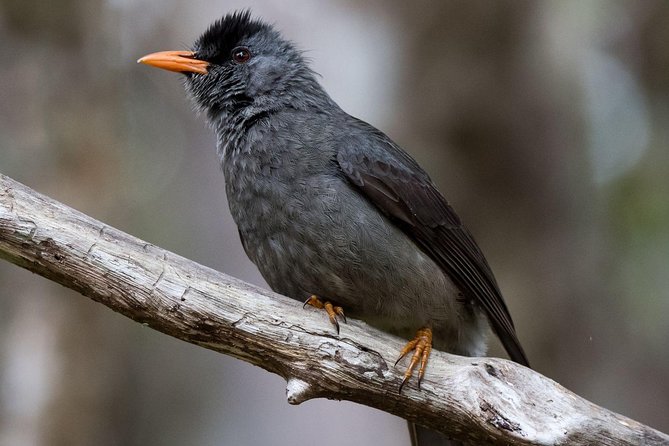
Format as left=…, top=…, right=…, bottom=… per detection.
left=231, top=47, right=251, bottom=64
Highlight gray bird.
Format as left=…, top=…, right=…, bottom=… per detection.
left=139, top=11, right=529, bottom=446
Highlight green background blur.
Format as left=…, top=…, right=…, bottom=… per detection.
left=1, top=1, right=668, bottom=445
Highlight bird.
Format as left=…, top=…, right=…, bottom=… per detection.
left=138, top=10, right=529, bottom=445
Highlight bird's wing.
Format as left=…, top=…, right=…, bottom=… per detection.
left=335, top=130, right=529, bottom=367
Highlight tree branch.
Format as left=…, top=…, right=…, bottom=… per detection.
left=0, top=173, right=666, bottom=445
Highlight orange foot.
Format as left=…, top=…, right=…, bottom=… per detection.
left=395, top=327, right=433, bottom=393
left=303, top=295, right=346, bottom=334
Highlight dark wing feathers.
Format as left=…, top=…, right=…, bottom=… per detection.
left=336, top=132, right=529, bottom=367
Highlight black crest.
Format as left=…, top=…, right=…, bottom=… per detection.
left=194, top=10, right=269, bottom=64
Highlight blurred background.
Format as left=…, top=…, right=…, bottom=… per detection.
left=1, top=0, right=668, bottom=445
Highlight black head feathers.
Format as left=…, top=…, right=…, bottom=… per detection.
left=179, top=11, right=328, bottom=121
left=194, top=10, right=271, bottom=64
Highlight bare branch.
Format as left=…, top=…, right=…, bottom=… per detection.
left=0, top=173, right=667, bottom=445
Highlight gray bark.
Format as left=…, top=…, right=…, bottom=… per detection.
left=1, top=173, right=667, bottom=446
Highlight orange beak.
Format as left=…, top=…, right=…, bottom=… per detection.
left=137, top=50, right=209, bottom=75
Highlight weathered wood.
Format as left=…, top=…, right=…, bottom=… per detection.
left=0, top=173, right=667, bottom=445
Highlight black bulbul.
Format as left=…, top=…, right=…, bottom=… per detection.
left=139, top=11, right=529, bottom=445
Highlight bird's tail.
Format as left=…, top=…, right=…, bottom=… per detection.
left=408, top=422, right=464, bottom=446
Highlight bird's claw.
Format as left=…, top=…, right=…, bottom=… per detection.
left=395, top=327, right=433, bottom=393
left=303, top=295, right=346, bottom=334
